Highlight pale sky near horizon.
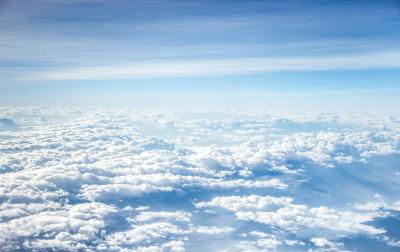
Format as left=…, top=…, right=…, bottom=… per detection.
left=1, top=0, right=400, bottom=111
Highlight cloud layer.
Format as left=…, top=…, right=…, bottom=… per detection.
left=0, top=107, right=399, bottom=251
left=21, top=50, right=400, bottom=80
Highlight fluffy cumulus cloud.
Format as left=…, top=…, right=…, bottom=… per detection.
left=0, top=107, right=399, bottom=251
left=195, top=195, right=384, bottom=237
left=0, top=202, right=117, bottom=251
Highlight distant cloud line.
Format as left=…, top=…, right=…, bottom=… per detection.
left=21, top=50, right=400, bottom=81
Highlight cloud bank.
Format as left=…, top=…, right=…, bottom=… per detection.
left=0, top=107, right=399, bottom=251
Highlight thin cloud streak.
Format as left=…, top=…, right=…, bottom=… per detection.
left=22, top=50, right=400, bottom=81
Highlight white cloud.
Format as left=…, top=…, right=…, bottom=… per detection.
left=0, top=203, right=116, bottom=251
left=309, top=237, right=344, bottom=251
left=1, top=107, right=399, bottom=251
left=133, top=211, right=191, bottom=223
left=194, top=195, right=293, bottom=212
left=310, top=237, right=337, bottom=247
left=231, top=238, right=281, bottom=251
left=194, top=226, right=234, bottom=235
left=195, top=195, right=386, bottom=238
left=21, top=50, right=400, bottom=81
left=104, top=222, right=187, bottom=247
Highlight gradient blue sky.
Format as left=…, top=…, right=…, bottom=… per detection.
left=1, top=0, right=400, bottom=111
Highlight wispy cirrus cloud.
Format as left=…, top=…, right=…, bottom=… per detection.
left=21, top=50, right=400, bottom=80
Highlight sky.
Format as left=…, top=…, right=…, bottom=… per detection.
left=1, top=2, right=400, bottom=251
left=1, top=0, right=400, bottom=111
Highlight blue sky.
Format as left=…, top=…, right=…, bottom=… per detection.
left=1, top=0, right=400, bottom=111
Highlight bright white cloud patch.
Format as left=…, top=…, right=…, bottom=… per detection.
left=0, top=107, right=399, bottom=251
left=195, top=195, right=385, bottom=237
